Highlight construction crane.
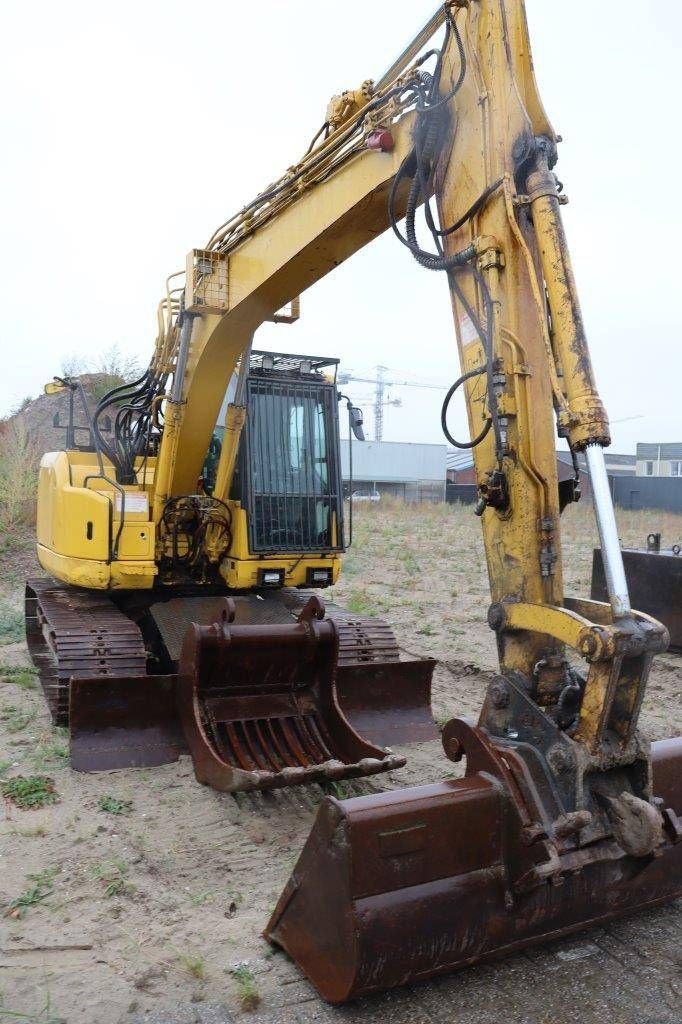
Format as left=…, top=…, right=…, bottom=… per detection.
left=27, top=0, right=681, bottom=1004
left=339, top=365, right=447, bottom=439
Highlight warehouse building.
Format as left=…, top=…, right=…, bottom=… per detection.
left=341, top=440, right=447, bottom=503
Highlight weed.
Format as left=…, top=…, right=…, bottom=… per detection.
left=1, top=703, right=37, bottom=733
left=230, top=964, right=261, bottom=1011
left=0, top=665, right=38, bottom=690
left=91, top=858, right=131, bottom=898
left=416, top=624, right=436, bottom=636
left=98, top=795, right=133, bottom=816
left=320, top=779, right=353, bottom=799
left=0, top=605, right=25, bottom=646
left=400, top=550, right=419, bottom=576
left=179, top=954, right=207, bottom=980
left=188, top=890, right=214, bottom=907
left=31, top=730, right=69, bottom=771
left=0, top=761, right=12, bottom=777
left=344, top=590, right=374, bottom=616
left=9, top=824, right=48, bottom=838
left=2, top=775, right=58, bottom=810
left=5, top=867, right=58, bottom=919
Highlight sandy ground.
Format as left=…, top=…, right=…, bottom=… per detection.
left=0, top=501, right=681, bottom=1024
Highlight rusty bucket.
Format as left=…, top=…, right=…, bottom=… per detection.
left=177, top=596, right=406, bottom=792
left=265, top=729, right=682, bottom=1003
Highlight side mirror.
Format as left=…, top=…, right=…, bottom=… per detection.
left=44, top=379, right=68, bottom=396
left=350, top=406, right=365, bottom=442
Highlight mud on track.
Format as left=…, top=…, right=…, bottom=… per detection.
left=0, top=501, right=680, bottom=1023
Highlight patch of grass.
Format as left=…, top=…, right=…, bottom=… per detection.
left=230, top=964, right=261, bottom=1011
left=416, top=624, right=436, bottom=636
left=179, top=954, right=207, bottom=980
left=2, top=775, right=58, bottom=810
left=98, top=795, right=133, bottom=816
left=0, top=665, right=38, bottom=690
left=31, top=730, right=69, bottom=771
left=0, top=604, right=24, bottom=646
left=10, top=824, right=48, bottom=838
left=320, top=779, right=354, bottom=799
left=1, top=703, right=37, bottom=733
left=5, top=867, right=58, bottom=919
left=91, top=858, right=131, bottom=898
left=344, top=590, right=374, bottom=616
left=188, top=890, right=214, bottom=907
left=400, top=550, right=419, bottom=576
left=0, top=761, right=12, bottom=778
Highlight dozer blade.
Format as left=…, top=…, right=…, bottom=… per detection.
left=177, top=596, right=406, bottom=793
left=335, top=660, right=437, bottom=747
left=70, top=675, right=187, bottom=771
left=265, top=731, right=682, bottom=1003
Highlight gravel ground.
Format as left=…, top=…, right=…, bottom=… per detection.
left=0, top=502, right=680, bottom=1023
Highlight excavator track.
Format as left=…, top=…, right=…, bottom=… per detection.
left=25, top=578, right=148, bottom=726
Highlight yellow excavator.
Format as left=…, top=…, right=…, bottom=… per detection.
left=27, top=0, right=681, bottom=1001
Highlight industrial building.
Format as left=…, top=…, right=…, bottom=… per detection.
left=636, top=443, right=682, bottom=478
left=341, top=440, right=447, bottom=503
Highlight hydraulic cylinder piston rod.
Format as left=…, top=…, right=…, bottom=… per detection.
left=585, top=443, right=631, bottom=619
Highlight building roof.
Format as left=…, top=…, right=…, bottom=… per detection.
left=446, top=450, right=475, bottom=472
left=637, top=443, right=682, bottom=460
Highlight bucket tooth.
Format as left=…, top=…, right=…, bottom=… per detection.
left=265, top=735, right=682, bottom=1003
left=177, top=597, right=406, bottom=793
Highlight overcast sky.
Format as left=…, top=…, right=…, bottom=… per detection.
left=1, top=1, right=680, bottom=453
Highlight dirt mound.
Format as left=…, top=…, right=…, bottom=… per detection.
left=1, top=374, right=116, bottom=458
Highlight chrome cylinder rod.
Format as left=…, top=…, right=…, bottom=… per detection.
left=585, top=444, right=631, bottom=618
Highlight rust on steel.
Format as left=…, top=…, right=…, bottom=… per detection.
left=592, top=545, right=682, bottom=651
left=25, top=578, right=147, bottom=726
left=177, top=595, right=406, bottom=792
left=27, top=581, right=432, bottom=790
left=265, top=732, right=682, bottom=1003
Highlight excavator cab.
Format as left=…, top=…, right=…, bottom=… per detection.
left=203, top=351, right=345, bottom=570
